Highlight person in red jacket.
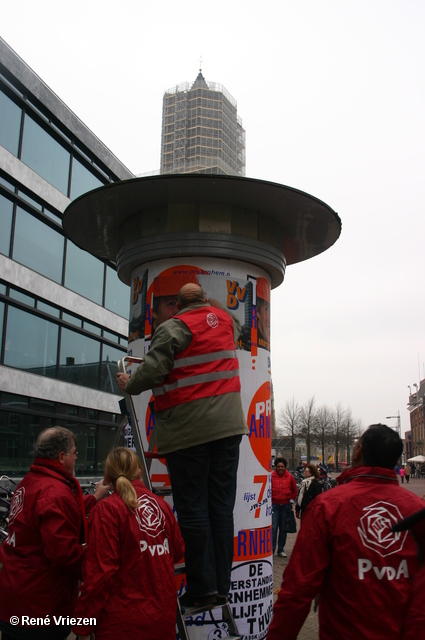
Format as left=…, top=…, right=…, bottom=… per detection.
left=392, top=506, right=425, bottom=639
left=267, top=424, right=425, bottom=640
left=0, top=426, right=110, bottom=640
left=73, top=447, right=184, bottom=640
left=271, top=457, right=297, bottom=558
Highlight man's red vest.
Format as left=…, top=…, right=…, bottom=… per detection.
left=153, top=306, right=241, bottom=411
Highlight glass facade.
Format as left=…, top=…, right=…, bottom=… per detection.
left=1, top=284, right=126, bottom=393
left=0, top=86, right=106, bottom=200
left=0, top=392, right=122, bottom=477
left=0, top=186, right=129, bottom=313
left=0, top=47, right=134, bottom=478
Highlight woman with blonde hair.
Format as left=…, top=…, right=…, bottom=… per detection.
left=73, top=447, right=184, bottom=640
left=295, top=463, right=322, bottom=520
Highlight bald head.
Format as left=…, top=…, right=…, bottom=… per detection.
left=178, top=283, right=206, bottom=309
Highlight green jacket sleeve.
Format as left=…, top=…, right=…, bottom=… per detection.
left=125, top=320, right=191, bottom=395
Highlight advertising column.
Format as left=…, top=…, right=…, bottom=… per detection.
left=127, top=257, right=273, bottom=640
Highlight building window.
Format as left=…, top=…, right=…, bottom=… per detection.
left=0, top=90, right=22, bottom=156
left=64, top=241, right=104, bottom=305
left=0, top=392, right=121, bottom=477
left=0, top=193, right=13, bottom=257
left=21, top=114, right=71, bottom=195
left=58, top=327, right=101, bottom=388
left=4, top=305, right=59, bottom=376
left=101, top=343, right=126, bottom=394
left=70, top=157, right=103, bottom=200
left=105, top=264, right=129, bottom=316
left=13, top=207, right=64, bottom=283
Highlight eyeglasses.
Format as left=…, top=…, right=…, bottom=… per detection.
left=65, top=448, right=78, bottom=458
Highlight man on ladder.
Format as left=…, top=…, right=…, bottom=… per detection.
left=117, top=283, right=248, bottom=609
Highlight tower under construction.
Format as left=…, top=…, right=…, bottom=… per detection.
left=160, top=70, right=245, bottom=176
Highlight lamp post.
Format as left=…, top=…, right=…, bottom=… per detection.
left=386, top=411, right=401, bottom=437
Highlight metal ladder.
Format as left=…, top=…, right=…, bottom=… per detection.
left=117, top=357, right=242, bottom=639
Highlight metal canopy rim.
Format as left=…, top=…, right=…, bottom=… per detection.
left=62, top=173, right=341, bottom=268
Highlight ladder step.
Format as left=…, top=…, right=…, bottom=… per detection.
left=152, top=487, right=173, bottom=496
left=178, top=601, right=240, bottom=638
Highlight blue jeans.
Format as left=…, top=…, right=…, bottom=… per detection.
left=272, top=503, right=291, bottom=553
left=166, top=434, right=242, bottom=597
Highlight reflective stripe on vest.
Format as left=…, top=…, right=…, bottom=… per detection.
left=153, top=306, right=241, bottom=411
left=153, top=362, right=240, bottom=396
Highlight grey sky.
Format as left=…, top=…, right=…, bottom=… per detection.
left=3, top=0, right=424, bottom=435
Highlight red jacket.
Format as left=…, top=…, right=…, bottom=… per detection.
left=271, top=469, right=297, bottom=505
left=267, top=466, right=425, bottom=640
left=400, top=510, right=425, bottom=639
left=0, top=460, right=95, bottom=626
left=153, top=306, right=240, bottom=411
left=73, top=480, right=184, bottom=640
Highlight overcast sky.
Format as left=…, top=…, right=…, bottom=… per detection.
left=3, top=0, right=424, bottom=436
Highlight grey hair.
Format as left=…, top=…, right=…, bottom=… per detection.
left=34, top=427, right=75, bottom=459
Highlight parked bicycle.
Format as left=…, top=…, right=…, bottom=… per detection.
left=0, top=475, right=16, bottom=544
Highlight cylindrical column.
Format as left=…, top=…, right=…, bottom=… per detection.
left=127, top=256, right=274, bottom=637
left=63, top=174, right=341, bottom=640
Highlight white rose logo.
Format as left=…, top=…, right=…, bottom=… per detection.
left=8, top=487, right=25, bottom=524
left=357, top=501, right=407, bottom=557
left=135, top=494, right=165, bottom=538
left=206, top=312, right=219, bottom=329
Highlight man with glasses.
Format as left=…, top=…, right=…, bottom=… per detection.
left=0, top=426, right=109, bottom=640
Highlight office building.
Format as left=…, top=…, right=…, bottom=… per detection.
left=0, top=37, right=134, bottom=476
left=408, top=380, right=425, bottom=459
left=160, top=70, right=245, bottom=176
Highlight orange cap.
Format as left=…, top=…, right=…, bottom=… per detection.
left=153, top=273, right=200, bottom=298
left=257, top=277, right=270, bottom=303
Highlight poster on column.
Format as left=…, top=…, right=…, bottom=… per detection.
left=127, top=257, right=273, bottom=640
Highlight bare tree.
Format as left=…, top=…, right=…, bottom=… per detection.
left=277, top=397, right=300, bottom=468
left=314, top=405, right=333, bottom=464
left=341, top=409, right=363, bottom=465
left=330, top=403, right=346, bottom=470
left=299, top=397, right=317, bottom=463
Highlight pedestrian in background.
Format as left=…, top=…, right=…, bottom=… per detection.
left=405, top=463, right=411, bottom=483
left=295, top=463, right=322, bottom=520
left=271, top=457, right=297, bottom=558
left=399, top=466, right=406, bottom=483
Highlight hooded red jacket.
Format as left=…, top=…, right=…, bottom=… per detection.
left=0, top=460, right=95, bottom=627
left=73, top=479, right=184, bottom=640
left=267, top=466, right=425, bottom=640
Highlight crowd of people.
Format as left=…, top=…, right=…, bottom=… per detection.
left=1, top=283, right=424, bottom=639
left=1, top=423, right=425, bottom=640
